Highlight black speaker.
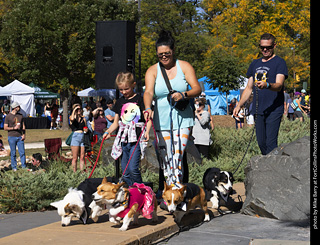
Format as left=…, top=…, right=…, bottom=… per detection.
left=95, top=21, right=135, bottom=89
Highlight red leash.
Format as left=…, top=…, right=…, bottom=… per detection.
left=122, top=111, right=158, bottom=177
left=88, top=137, right=105, bottom=179
left=88, top=111, right=158, bottom=179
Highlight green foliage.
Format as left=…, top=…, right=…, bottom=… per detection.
left=139, top=0, right=209, bottom=81
left=204, top=47, right=246, bottom=94
left=0, top=118, right=310, bottom=213
left=0, top=0, right=138, bottom=90
left=0, top=160, right=115, bottom=213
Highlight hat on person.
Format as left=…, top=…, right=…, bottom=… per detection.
left=294, top=92, right=301, bottom=96
left=11, top=101, right=20, bottom=109
left=301, top=89, right=306, bottom=93
left=106, top=99, right=113, bottom=104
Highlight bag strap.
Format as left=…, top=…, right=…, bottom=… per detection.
left=159, top=62, right=173, bottom=93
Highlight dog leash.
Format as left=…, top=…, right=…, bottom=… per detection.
left=120, top=111, right=158, bottom=181
left=88, top=137, right=106, bottom=179
left=232, top=85, right=259, bottom=175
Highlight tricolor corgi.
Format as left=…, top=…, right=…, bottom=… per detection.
left=50, top=178, right=116, bottom=226
left=162, top=182, right=210, bottom=223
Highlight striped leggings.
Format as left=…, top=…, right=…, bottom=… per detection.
left=156, top=127, right=191, bottom=187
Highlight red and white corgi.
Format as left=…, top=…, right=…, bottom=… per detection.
left=162, top=182, right=210, bottom=223
left=92, top=177, right=158, bottom=231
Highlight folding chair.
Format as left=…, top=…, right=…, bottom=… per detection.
left=44, top=138, right=72, bottom=163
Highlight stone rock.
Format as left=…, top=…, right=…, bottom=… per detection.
left=241, top=136, right=310, bottom=221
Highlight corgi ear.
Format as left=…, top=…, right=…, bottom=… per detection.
left=179, top=185, right=187, bottom=195
left=50, top=200, right=63, bottom=209
left=102, top=176, right=108, bottom=184
left=164, top=181, right=169, bottom=191
left=118, top=182, right=126, bottom=188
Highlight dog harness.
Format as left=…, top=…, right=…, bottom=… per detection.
left=174, top=183, right=201, bottom=212
left=116, top=183, right=155, bottom=219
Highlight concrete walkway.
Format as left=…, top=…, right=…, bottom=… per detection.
left=0, top=183, right=310, bottom=244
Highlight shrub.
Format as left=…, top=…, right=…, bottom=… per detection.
left=0, top=118, right=310, bottom=213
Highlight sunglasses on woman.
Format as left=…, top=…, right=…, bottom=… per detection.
left=157, top=52, right=172, bottom=59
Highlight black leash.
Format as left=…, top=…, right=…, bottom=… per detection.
left=232, top=85, right=259, bottom=175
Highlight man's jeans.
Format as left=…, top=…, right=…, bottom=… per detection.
left=8, top=136, right=26, bottom=170
left=255, top=111, right=282, bottom=155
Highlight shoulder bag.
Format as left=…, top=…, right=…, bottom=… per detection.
left=159, top=62, right=190, bottom=111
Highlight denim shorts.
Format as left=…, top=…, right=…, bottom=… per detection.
left=70, top=132, right=84, bottom=147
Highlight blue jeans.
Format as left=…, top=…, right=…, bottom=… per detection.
left=255, top=111, right=282, bottom=155
left=8, top=136, right=26, bottom=170
left=121, top=142, right=142, bottom=186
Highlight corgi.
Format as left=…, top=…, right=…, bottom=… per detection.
left=50, top=178, right=113, bottom=226
left=162, top=182, right=210, bottom=223
left=92, top=177, right=125, bottom=224
left=93, top=178, right=158, bottom=231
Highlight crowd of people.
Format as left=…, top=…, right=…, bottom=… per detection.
left=0, top=32, right=311, bottom=191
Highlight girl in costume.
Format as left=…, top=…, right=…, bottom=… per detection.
left=103, top=72, right=151, bottom=186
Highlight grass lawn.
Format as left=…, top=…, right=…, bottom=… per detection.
left=0, top=128, right=71, bottom=143
left=0, top=128, right=72, bottom=160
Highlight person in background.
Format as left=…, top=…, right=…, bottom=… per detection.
left=50, top=102, right=58, bottom=130
left=69, top=103, right=86, bottom=172
left=83, top=126, right=93, bottom=153
left=233, top=104, right=245, bottom=129
left=104, top=99, right=116, bottom=129
left=1, top=99, right=10, bottom=115
left=44, top=102, right=51, bottom=117
left=0, top=134, right=8, bottom=157
left=28, top=153, right=49, bottom=172
left=92, top=104, right=107, bottom=139
left=192, top=98, right=211, bottom=158
left=300, top=89, right=310, bottom=115
left=245, top=94, right=255, bottom=127
left=283, top=89, right=290, bottom=119
left=287, top=93, right=295, bottom=121
left=35, top=100, right=43, bottom=117
left=199, top=92, right=214, bottom=130
left=292, top=92, right=306, bottom=122
left=88, top=97, right=96, bottom=110
left=4, top=102, right=26, bottom=171
left=83, top=104, right=91, bottom=121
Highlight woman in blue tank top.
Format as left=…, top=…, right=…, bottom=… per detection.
left=144, top=30, right=201, bottom=188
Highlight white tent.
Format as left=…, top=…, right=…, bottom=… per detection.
left=3, top=80, right=35, bottom=117
left=77, top=87, right=96, bottom=97
left=0, top=86, right=12, bottom=96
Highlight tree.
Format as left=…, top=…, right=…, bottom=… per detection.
left=0, top=0, right=138, bottom=129
left=139, top=0, right=209, bottom=81
left=205, top=47, right=245, bottom=114
left=202, top=0, right=310, bottom=91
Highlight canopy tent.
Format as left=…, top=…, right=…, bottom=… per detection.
left=3, top=80, right=35, bottom=117
left=77, top=87, right=96, bottom=97
left=29, top=82, right=60, bottom=99
left=198, top=76, right=241, bottom=115
left=0, top=86, right=12, bottom=96
left=77, top=87, right=116, bottom=99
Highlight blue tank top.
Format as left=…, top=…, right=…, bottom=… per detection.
left=153, top=60, right=194, bottom=131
